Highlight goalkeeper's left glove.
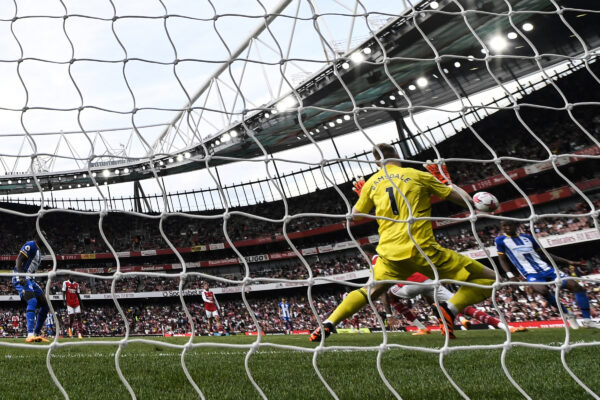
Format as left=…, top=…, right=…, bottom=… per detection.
left=352, top=177, right=365, bottom=196
left=424, top=160, right=452, bottom=186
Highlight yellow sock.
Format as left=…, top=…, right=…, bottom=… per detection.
left=328, top=288, right=369, bottom=325
left=448, top=278, right=494, bottom=312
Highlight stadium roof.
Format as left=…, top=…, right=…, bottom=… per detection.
left=1, top=0, right=598, bottom=194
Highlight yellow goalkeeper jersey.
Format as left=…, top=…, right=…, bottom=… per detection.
left=354, top=164, right=452, bottom=261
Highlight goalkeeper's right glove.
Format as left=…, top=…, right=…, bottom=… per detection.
left=424, top=160, right=452, bottom=186
left=352, top=177, right=365, bottom=196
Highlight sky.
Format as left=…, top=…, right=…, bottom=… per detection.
left=0, top=0, right=578, bottom=210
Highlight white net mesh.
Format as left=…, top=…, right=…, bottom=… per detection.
left=0, top=0, right=599, bottom=398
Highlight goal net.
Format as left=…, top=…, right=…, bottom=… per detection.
left=0, top=0, right=599, bottom=398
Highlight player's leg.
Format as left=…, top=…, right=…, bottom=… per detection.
left=310, top=257, right=409, bottom=341
left=462, top=306, right=527, bottom=333
left=33, top=287, right=50, bottom=342
left=75, top=310, right=83, bottom=338
left=393, top=299, right=429, bottom=334
left=422, top=247, right=494, bottom=338
left=564, top=279, right=599, bottom=328
left=529, top=273, right=579, bottom=328
left=214, top=314, right=221, bottom=333
left=68, top=307, right=74, bottom=337
left=22, top=290, right=38, bottom=341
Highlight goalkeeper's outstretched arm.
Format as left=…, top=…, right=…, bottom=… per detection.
left=445, top=185, right=474, bottom=208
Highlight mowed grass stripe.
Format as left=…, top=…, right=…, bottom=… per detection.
left=0, top=329, right=597, bottom=400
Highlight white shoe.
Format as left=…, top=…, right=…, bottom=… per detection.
left=581, top=319, right=600, bottom=329
left=567, top=314, right=579, bottom=330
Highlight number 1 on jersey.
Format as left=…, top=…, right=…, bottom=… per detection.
left=385, top=187, right=399, bottom=215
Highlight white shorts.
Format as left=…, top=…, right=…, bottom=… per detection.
left=389, top=279, right=453, bottom=302
left=205, top=309, right=219, bottom=318
left=67, top=305, right=81, bottom=315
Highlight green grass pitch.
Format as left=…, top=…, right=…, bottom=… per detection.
left=0, top=329, right=599, bottom=399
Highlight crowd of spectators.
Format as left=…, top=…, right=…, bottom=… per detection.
left=1, top=277, right=599, bottom=337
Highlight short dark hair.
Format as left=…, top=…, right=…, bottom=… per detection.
left=361, top=243, right=377, bottom=256
left=372, top=143, right=399, bottom=161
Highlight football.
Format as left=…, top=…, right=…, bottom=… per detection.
left=473, top=191, right=499, bottom=212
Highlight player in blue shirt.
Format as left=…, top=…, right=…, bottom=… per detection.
left=45, top=312, right=55, bottom=338
left=278, top=298, right=293, bottom=335
left=495, top=221, right=599, bottom=329
left=13, top=231, right=50, bottom=342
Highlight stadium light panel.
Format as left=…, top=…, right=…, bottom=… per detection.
left=336, top=118, right=343, bottom=124
left=8, top=180, right=12, bottom=184
left=362, top=47, right=372, bottom=55
left=215, top=140, right=221, bottom=146
left=176, top=154, right=184, bottom=162
left=102, top=170, right=110, bottom=177
left=507, top=32, right=518, bottom=40
left=408, top=84, right=416, bottom=91
left=328, top=121, right=335, bottom=127
left=115, top=169, right=120, bottom=175
left=17, top=180, right=21, bottom=184
left=350, top=52, right=365, bottom=64
left=26, top=179, right=30, bottom=183
left=123, top=168, right=130, bottom=174
left=416, top=77, right=428, bottom=87
left=429, top=1, right=439, bottom=9
left=389, top=95, right=396, bottom=100
left=489, top=35, right=508, bottom=52
left=230, top=130, right=238, bottom=138
left=222, top=133, right=231, bottom=142
left=522, top=23, right=534, bottom=31
left=343, top=115, right=351, bottom=120
left=184, top=152, right=192, bottom=158
left=342, top=62, right=350, bottom=69
left=92, top=172, right=97, bottom=178
left=454, top=61, right=461, bottom=68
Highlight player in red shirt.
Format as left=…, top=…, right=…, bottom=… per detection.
left=201, top=282, right=220, bottom=334
left=11, top=314, right=19, bottom=338
left=62, top=278, right=83, bottom=339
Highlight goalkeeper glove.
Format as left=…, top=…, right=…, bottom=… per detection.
left=352, top=177, right=365, bottom=196
left=424, top=160, right=452, bottom=186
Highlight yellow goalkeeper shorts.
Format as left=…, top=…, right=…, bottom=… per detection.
left=373, top=244, right=485, bottom=283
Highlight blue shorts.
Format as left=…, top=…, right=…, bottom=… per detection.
left=13, top=279, right=44, bottom=298
left=525, top=269, right=567, bottom=287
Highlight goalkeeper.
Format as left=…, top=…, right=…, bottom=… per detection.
left=310, top=143, right=496, bottom=341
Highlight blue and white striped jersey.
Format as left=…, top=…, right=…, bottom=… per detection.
left=279, top=302, right=291, bottom=319
left=12, top=240, right=42, bottom=284
left=495, top=233, right=551, bottom=276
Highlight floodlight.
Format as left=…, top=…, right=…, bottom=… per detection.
left=350, top=52, right=365, bottom=64
left=489, top=35, right=508, bottom=52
